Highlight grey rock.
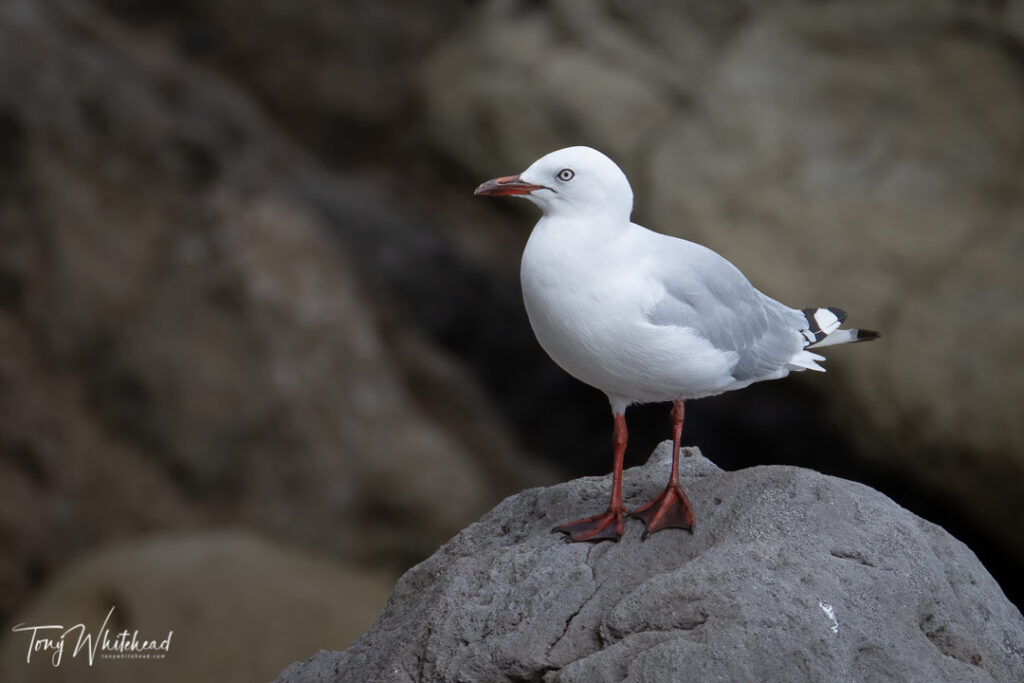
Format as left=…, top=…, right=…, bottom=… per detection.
left=276, top=444, right=1024, bottom=682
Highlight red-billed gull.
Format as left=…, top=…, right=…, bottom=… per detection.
left=475, top=146, right=879, bottom=543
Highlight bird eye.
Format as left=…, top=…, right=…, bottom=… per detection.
left=557, top=168, right=575, bottom=182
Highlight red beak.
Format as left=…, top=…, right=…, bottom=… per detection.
left=474, top=174, right=546, bottom=197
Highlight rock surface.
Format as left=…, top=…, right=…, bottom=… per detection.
left=276, top=444, right=1024, bottom=682
left=421, top=0, right=1024, bottom=567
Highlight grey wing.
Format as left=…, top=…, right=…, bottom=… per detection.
left=646, top=248, right=805, bottom=382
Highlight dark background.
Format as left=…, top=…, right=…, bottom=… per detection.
left=1, top=1, right=1022, bottom=681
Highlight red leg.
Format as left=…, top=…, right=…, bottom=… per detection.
left=630, top=400, right=696, bottom=538
left=553, top=413, right=628, bottom=542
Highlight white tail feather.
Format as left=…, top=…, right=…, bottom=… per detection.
left=787, top=350, right=827, bottom=372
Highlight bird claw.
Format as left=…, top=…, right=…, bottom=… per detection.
left=630, top=483, right=695, bottom=538
left=552, top=507, right=625, bottom=543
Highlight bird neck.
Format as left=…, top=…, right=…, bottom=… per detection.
left=533, top=212, right=632, bottom=244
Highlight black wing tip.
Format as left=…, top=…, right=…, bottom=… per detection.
left=800, top=306, right=848, bottom=326
left=800, top=306, right=847, bottom=344
left=827, top=306, right=848, bottom=324
left=856, top=328, right=882, bottom=342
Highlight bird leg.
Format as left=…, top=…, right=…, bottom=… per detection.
left=630, top=400, right=696, bottom=538
left=553, top=413, right=628, bottom=542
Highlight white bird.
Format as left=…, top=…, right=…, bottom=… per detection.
left=475, top=146, right=879, bottom=543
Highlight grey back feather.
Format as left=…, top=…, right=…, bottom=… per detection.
left=644, top=241, right=804, bottom=381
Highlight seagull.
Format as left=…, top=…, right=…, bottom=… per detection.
left=475, top=146, right=879, bottom=543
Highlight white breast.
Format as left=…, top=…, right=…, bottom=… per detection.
left=520, top=219, right=738, bottom=407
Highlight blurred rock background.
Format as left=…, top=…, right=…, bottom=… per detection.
left=0, top=0, right=1021, bottom=680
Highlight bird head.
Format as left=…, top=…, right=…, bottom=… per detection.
left=475, top=146, right=633, bottom=223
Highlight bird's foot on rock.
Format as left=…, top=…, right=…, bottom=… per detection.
left=630, top=483, right=695, bottom=539
left=552, top=506, right=625, bottom=543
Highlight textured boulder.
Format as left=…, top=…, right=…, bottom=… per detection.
left=276, top=444, right=1024, bottom=682
left=421, top=0, right=1024, bottom=567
